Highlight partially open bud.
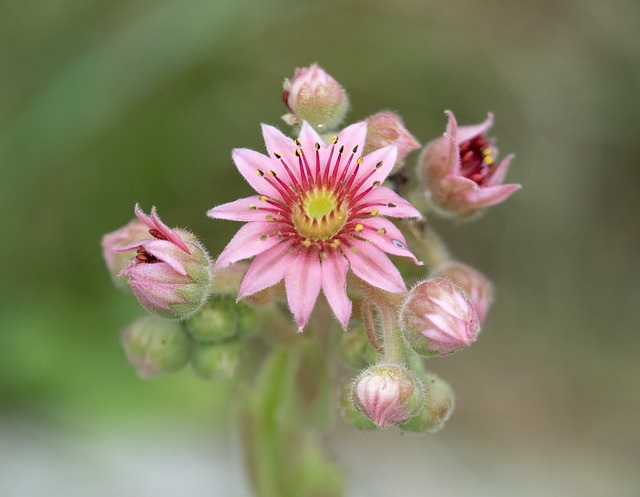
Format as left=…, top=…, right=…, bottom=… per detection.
left=435, top=261, right=493, bottom=325
left=121, top=315, right=189, bottom=378
left=363, top=112, right=420, bottom=173
left=400, top=277, right=480, bottom=356
left=416, top=111, right=520, bottom=220
left=399, top=371, right=455, bottom=433
left=351, top=364, right=424, bottom=429
left=117, top=205, right=212, bottom=320
left=101, top=218, right=149, bottom=290
left=190, top=338, right=243, bottom=380
left=282, top=63, right=349, bottom=132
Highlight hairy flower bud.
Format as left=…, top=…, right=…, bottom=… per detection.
left=190, top=338, right=243, bottom=380
left=117, top=205, right=212, bottom=320
left=416, top=111, right=520, bottom=220
left=435, top=261, right=493, bottom=325
left=399, top=372, right=455, bottom=433
left=121, top=315, right=189, bottom=378
left=338, top=379, right=377, bottom=431
left=101, top=218, right=149, bottom=289
left=363, top=112, right=420, bottom=173
left=339, top=325, right=380, bottom=369
left=351, top=364, right=424, bottom=429
left=400, top=277, right=480, bottom=356
left=282, top=63, right=349, bottom=132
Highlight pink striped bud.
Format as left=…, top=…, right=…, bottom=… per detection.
left=435, top=261, right=493, bottom=325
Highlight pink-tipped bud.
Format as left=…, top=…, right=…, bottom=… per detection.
left=282, top=63, right=349, bottom=132
left=121, top=315, right=189, bottom=378
left=351, top=364, right=424, bottom=429
left=400, top=371, right=455, bottom=433
left=435, top=261, right=493, bottom=325
left=400, top=277, right=480, bottom=356
left=364, top=112, right=420, bottom=172
left=416, top=110, right=520, bottom=220
left=101, top=218, right=150, bottom=290
left=117, top=205, right=212, bottom=320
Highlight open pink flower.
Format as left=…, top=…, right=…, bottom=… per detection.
left=418, top=111, right=520, bottom=219
left=208, top=122, right=422, bottom=330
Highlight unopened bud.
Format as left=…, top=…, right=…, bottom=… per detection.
left=338, top=380, right=377, bottom=431
left=121, top=316, right=189, bottom=378
left=236, top=301, right=260, bottom=337
left=185, top=295, right=237, bottom=342
left=363, top=112, right=420, bottom=172
left=117, top=205, right=212, bottom=320
left=400, top=277, right=480, bottom=356
left=190, top=338, right=243, bottom=380
left=282, top=63, right=349, bottom=132
left=399, top=372, right=455, bottom=433
left=435, top=261, right=493, bottom=325
left=351, top=364, right=424, bottom=429
left=101, top=218, right=149, bottom=290
left=339, top=325, right=379, bottom=369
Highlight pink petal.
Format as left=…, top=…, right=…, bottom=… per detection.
left=285, top=248, right=322, bottom=330
left=207, top=196, right=281, bottom=222
left=134, top=204, right=191, bottom=254
left=343, top=239, right=406, bottom=293
left=261, top=124, right=302, bottom=184
left=486, top=154, right=515, bottom=187
left=298, top=121, right=326, bottom=149
left=215, top=222, right=286, bottom=268
left=144, top=240, right=188, bottom=275
left=357, top=186, right=422, bottom=219
left=337, top=121, right=367, bottom=155
left=357, top=218, right=421, bottom=265
left=470, top=183, right=521, bottom=208
left=237, top=242, right=293, bottom=299
left=320, top=249, right=352, bottom=329
left=350, top=146, right=398, bottom=197
left=232, top=148, right=287, bottom=201
left=451, top=111, right=494, bottom=144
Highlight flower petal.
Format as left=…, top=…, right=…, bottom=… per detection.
left=486, top=154, right=515, bottom=187
left=134, top=204, right=191, bottom=254
left=469, top=183, right=521, bottom=209
left=215, top=222, right=286, bottom=268
left=143, top=240, right=188, bottom=275
left=449, top=111, right=494, bottom=144
left=337, top=121, right=367, bottom=155
left=356, top=186, right=422, bottom=219
left=343, top=239, right=406, bottom=293
left=232, top=148, right=287, bottom=201
left=350, top=146, right=398, bottom=197
left=285, top=248, right=322, bottom=330
left=237, top=241, right=293, bottom=299
left=208, top=196, right=282, bottom=222
left=261, top=124, right=303, bottom=185
left=320, top=249, right=351, bottom=330
left=357, top=218, right=421, bottom=265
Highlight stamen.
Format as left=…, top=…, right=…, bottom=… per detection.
left=148, top=228, right=167, bottom=240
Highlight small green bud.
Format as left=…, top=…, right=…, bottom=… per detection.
left=236, top=301, right=259, bottom=337
left=339, top=325, right=379, bottom=369
left=185, top=295, right=237, bottom=342
left=121, top=316, right=189, bottom=378
left=338, top=380, right=377, bottom=431
left=190, top=338, right=243, bottom=380
left=399, top=372, right=455, bottom=433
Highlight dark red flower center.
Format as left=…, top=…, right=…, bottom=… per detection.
left=458, top=135, right=496, bottom=187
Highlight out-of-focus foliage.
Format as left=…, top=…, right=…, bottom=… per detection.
left=1, top=0, right=639, bottom=492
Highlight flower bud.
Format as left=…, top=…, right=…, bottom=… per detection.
left=101, top=218, right=149, bottom=290
left=338, top=379, right=377, bottom=431
left=236, top=301, right=260, bottom=337
left=190, top=338, right=243, bottom=380
left=399, top=372, right=455, bottom=433
left=339, top=325, right=379, bottom=369
left=363, top=112, right=420, bottom=173
left=400, top=277, right=480, bottom=356
left=185, top=295, right=237, bottom=342
left=282, top=63, right=349, bottom=132
left=117, top=205, right=212, bottom=320
left=435, top=261, right=493, bottom=325
left=351, top=364, right=424, bottom=429
left=121, top=315, right=189, bottom=378
left=416, top=110, right=520, bottom=220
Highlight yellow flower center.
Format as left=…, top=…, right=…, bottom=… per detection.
left=292, top=187, right=348, bottom=240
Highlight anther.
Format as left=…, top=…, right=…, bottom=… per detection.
left=387, top=203, right=396, bottom=208
left=352, top=145, right=358, bottom=153
left=373, top=181, right=381, bottom=187
left=375, top=161, right=383, bottom=169
left=274, top=152, right=282, bottom=159
left=295, top=138, right=302, bottom=147
left=378, top=228, right=386, bottom=234
left=357, top=157, right=363, bottom=165
left=249, top=204, right=257, bottom=210
left=315, top=143, right=320, bottom=151
left=339, top=145, right=344, bottom=154
left=148, top=228, right=167, bottom=240
left=331, top=136, right=338, bottom=144
left=260, top=235, right=268, bottom=241
left=257, top=169, right=265, bottom=177
left=355, top=224, right=364, bottom=232
left=270, top=170, right=277, bottom=177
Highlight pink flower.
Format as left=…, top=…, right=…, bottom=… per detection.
left=117, top=205, right=212, bottom=319
left=351, top=364, right=424, bottom=429
left=417, top=111, right=520, bottom=219
left=208, top=122, right=422, bottom=330
left=282, top=63, right=349, bottom=132
left=363, top=112, right=421, bottom=172
left=400, top=277, right=480, bottom=355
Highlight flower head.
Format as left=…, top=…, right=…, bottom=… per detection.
left=117, top=205, right=212, bottom=319
left=282, top=64, right=349, bottom=132
left=417, top=111, right=520, bottom=219
left=208, top=122, right=422, bottom=330
left=363, top=112, right=420, bottom=172
left=400, top=277, right=480, bottom=355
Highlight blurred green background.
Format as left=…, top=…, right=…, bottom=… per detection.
left=1, top=0, right=639, bottom=495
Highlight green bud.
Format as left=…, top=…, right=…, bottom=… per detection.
left=339, top=325, right=379, bottom=369
left=121, top=315, right=189, bottom=378
left=236, top=300, right=259, bottom=337
left=399, top=371, right=455, bottom=433
left=190, top=338, right=243, bottom=380
left=337, top=380, right=377, bottom=431
left=185, top=295, right=237, bottom=342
